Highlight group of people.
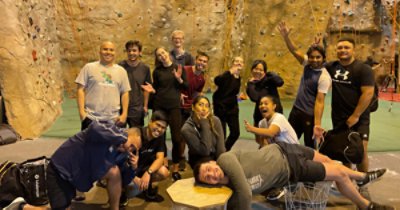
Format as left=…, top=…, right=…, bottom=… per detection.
left=2, top=23, right=392, bottom=210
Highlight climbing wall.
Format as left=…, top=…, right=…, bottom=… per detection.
left=0, top=0, right=63, bottom=139
left=54, top=0, right=336, bottom=97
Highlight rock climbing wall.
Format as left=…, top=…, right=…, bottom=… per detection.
left=54, top=0, right=335, bottom=97
left=53, top=0, right=229, bottom=95
left=0, top=0, right=398, bottom=139
left=0, top=0, right=63, bottom=139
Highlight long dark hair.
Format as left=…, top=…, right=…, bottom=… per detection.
left=154, top=47, right=171, bottom=68
left=191, top=95, right=219, bottom=137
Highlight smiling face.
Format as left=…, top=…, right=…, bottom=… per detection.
left=155, top=47, right=171, bottom=65
left=195, top=55, right=209, bottom=72
left=148, top=120, right=167, bottom=139
left=198, top=161, right=224, bottom=185
left=308, top=50, right=324, bottom=69
left=99, top=42, right=116, bottom=65
left=259, top=96, right=277, bottom=120
left=336, top=41, right=354, bottom=62
left=171, top=31, right=185, bottom=48
left=192, top=98, right=210, bottom=119
left=126, top=45, right=141, bottom=62
left=251, top=63, right=265, bottom=80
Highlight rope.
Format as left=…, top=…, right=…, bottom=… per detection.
left=308, top=0, right=320, bottom=35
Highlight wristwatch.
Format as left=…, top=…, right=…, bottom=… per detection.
left=147, top=168, right=153, bottom=175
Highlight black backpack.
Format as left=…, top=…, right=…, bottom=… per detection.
left=319, top=126, right=364, bottom=164
left=0, top=157, right=49, bottom=207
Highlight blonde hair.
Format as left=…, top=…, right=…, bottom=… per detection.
left=171, top=30, right=185, bottom=39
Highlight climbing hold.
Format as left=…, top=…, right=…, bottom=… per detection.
left=29, top=17, right=33, bottom=26
left=177, top=8, right=182, bottom=13
left=32, top=50, right=38, bottom=61
left=117, top=12, right=123, bottom=18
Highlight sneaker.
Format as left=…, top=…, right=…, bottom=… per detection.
left=367, top=201, right=395, bottom=210
left=119, top=192, right=129, bottom=207
left=359, top=187, right=371, bottom=200
left=266, top=188, right=285, bottom=201
left=172, top=172, right=182, bottom=181
left=137, top=187, right=165, bottom=203
left=4, top=197, right=27, bottom=210
left=357, top=169, right=387, bottom=187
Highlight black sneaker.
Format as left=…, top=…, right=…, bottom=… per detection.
left=367, top=201, right=395, bottom=210
left=137, top=187, right=165, bottom=203
left=357, top=169, right=387, bottom=187
left=172, top=172, right=182, bottom=181
left=119, top=192, right=129, bottom=207
left=266, top=187, right=285, bottom=201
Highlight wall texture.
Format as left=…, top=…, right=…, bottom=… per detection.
left=0, top=0, right=396, bottom=139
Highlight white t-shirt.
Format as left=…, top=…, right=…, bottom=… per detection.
left=258, top=113, right=299, bottom=144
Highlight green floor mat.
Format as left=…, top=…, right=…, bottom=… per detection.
left=44, top=93, right=400, bottom=152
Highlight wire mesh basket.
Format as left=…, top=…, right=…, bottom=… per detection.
left=284, top=181, right=332, bottom=210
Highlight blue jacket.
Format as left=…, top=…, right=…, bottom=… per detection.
left=51, top=121, right=135, bottom=192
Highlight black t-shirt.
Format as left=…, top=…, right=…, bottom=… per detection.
left=136, top=126, right=166, bottom=176
left=325, top=60, right=374, bottom=125
left=118, top=61, right=152, bottom=116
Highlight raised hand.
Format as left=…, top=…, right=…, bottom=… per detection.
left=173, top=64, right=183, bottom=80
left=277, top=21, right=291, bottom=37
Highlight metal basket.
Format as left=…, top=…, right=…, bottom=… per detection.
left=284, top=181, right=332, bottom=210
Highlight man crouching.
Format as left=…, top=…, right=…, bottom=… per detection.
left=46, top=121, right=141, bottom=210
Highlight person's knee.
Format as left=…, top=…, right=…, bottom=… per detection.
left=334, top=165, right=349, bottom=182
left=105, top=166, right=121, bottom=180
left=154, top=166, right=170, bottom=181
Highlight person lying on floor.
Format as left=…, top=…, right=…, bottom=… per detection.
left=193, top=141, right=391, bottom=210
left=47, top=121, right=141, bottom=210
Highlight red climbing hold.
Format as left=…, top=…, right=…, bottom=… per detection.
left=32, top=50, right=38, bottom=61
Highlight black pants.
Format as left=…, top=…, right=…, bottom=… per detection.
left=288, top=106, right=314, bottom=148
left=157, top=108, right=183, bottom=164
left=215, top=106, right=240, bottom=151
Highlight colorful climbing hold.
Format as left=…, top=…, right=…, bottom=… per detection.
left=32, top=50, right=38, bottom=61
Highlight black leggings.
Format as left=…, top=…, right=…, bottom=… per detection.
left=157, top=108, right=183, bottom=164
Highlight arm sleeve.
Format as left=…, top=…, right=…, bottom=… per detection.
left=214, top=71, right=228, bottom=86
left=181, top=120, right=213, bottom=156
left=214, top=117, right=226, bottom=157
left=261, top=72, right=284, bottom=87
left=144, top=66, right=152, bottom=84
left=246, top=81, right=259, bottom=102
left=119, top=69, right=131, bottom=93
left=87, top=122, right=127, bottom=145
left=75, top=64, right=89, bottom=86
left=218, top=153, right=252, bottom=210
left=317, top=69, right=332, bottom=94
